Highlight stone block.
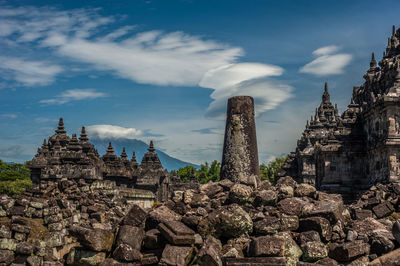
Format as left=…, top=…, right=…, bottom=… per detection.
left=249, top=235, right=285, bottom=257
left=299, top=217, right=331, bottom=242
left=372, top=202, right=394, bottom=218
left=159, top=244, right=195, bottom=266
left=354, top=209, right=373, bottom=220
left=158, top=221, right=195, bottom=245
left=116, top=225, right=144, bottom=250
left=328, top=240, right=370, bottom=262
left=302, top=241, right=328, bottom=262
left=68, top=226, right=114, bottom=252
left=112, top=244, right=142, bottom=262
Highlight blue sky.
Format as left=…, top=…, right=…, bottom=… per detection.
left=0, top=0, right=399, bottom=164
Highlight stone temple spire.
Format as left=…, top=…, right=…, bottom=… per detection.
left=131, top=152, right=139, bottom=169
left=42, top=139, right=48, bottom=150
left=148, top=141, right=155, bottom=153
left=370, top=52, right=377, bottom=70
left=55, top=118, right=66, bottom=135
left=106, top=142, right=114, bottom=155
left=79, top=127, right=89, bottom=142
left=121, top=147, right=128, bottom=160
left=322, top=82, right=330, bottom=103
left=67, top=134, right=82, bottom=151
left=103, top=142, right=117, bottom=161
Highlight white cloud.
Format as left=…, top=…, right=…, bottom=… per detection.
left=312, top=45, right=340, bottom=56
left=199, top=63, right=293, bottom=119
left=0, top=5, right=292, bottom=118
left=40, top=89, right=107, bottom=105
left=0, top=56, right=63, bottom=86
left=50, top=32, right=242, bottom=86
left=300, top=45, right=352, bottom=76
left=86, top=125, right=142, bottom=139
left=0, top=113, right=17, bottom=119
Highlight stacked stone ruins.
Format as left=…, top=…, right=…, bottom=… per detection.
left=27, top=118, right=186, bottom=204
left=280, top=25, right=400, bottom=194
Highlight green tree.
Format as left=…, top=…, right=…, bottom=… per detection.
left=175, top=160, right=221, bottom=184
left=208, top=160, right=221, bottom=183
left=0, top=160, right=32, bottom=195
left=259, top=156, right=287, bottom=184
left=177, top=165, right=197, bottom=182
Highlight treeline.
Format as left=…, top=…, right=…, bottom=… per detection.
left=172, top=156, right=287, bottom=184
left=0, top=160, right=32, bottom=195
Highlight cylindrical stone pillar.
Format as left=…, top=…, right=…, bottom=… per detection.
left=220, top=96, right=260, bottom=187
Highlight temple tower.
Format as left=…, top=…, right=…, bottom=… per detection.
left=220, top=96, right=260, bottom=187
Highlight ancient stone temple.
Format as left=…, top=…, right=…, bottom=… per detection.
left=136, top=141, right=170, bottom=202
left=280, top=26, right=400, bottom=193
left=28, top=119, right=172, bottom=202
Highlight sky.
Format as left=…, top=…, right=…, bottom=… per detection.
left=0, top=0, right=399, bottom=164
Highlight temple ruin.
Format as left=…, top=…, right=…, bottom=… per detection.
left=27, top=118, right=190, bottom=203
left=280, top=26, right=400, bottom=193
left=220, top=96, right=261, bottom=187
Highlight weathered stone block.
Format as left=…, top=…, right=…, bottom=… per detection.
left=299, top=231, right=321, bottom=246
left=116, top=225, right=144, bottom=250
left=196, top=236, right=223, bottom=266
left=373, top=202, right=394, bottom=218
left=299, top=217, right=331, bottom=242
left=112, top=244, right=142, bottom=262
left=16, top=242, right=34, bottom=255
left=277, top=198, right=306, bottom=216
left=159, top=244, right=195, bottom=266
left=158, top=221, right=195, bottom=245
left=249, top=235, right=285, bottom=257
left=0, top=225, right=12, bottom=238
left=295, top=184, right=316, bottom=198
left=279, top=214, right=299, bottom=231
left=0, top=238, right=16, bottom=251
left=122, top=204, right=147, bottom=227
left=328, top=240, right=370, bottom=262
left=228, top=184, right=253, bottom=204
left=253, top=216, right=280, bottom=235
left=67, top=248, right=106, bottom=265
left=0, top=250, right=14, bottom=264
left=302, top=241, right=328, bottom=262
left=354, top=209, right=373, bottom=220
left=69, top=226, right=114, bottom=252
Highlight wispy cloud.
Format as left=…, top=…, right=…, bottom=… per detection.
left=199, top=63, right=293, bottom=119
left=0, top=5, right=292, bottom=118
left=86, top=125, right=142, bottom=139
left=0, top=113, right=17, bottom=119
left=191, top=127, right=221, bottom=135
left=142, top=129, right=164, bottom=137
left=299, top=45, right=352, bottom=75
left=0, top=145, right=24, bottom=157
left=0, top=56, right=63, bottom=86
left=40, top=89, right=107, bottom=105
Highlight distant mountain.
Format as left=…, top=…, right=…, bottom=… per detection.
left=90, top=138, right=199, bottom=171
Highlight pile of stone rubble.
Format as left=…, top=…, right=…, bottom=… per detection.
left=0, top=175, right=400, bottom=265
